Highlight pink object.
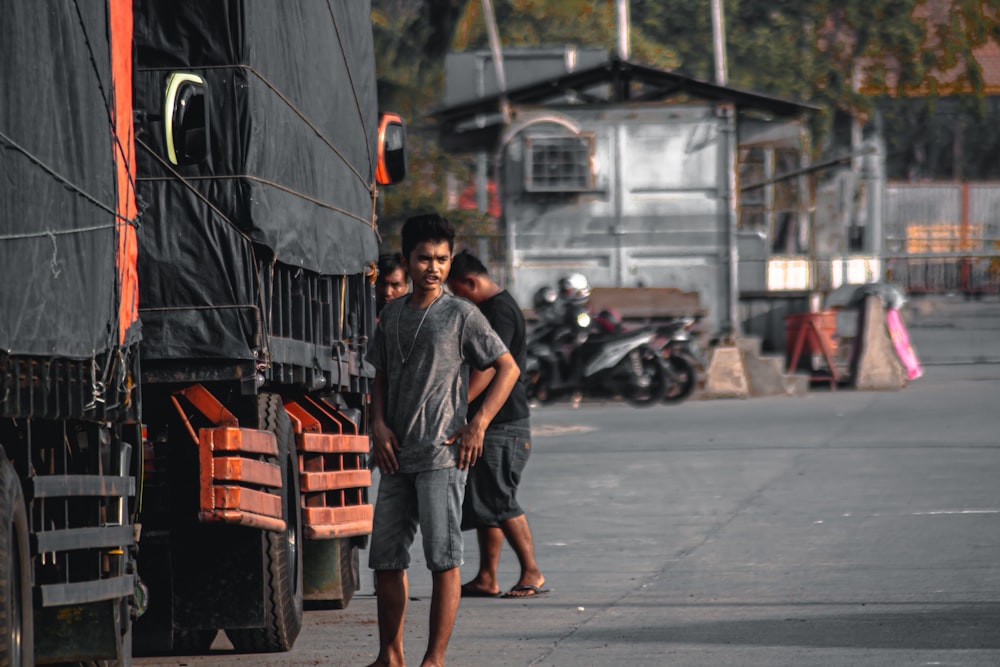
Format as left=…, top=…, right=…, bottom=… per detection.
left=886, top=308, right=923, bottom=380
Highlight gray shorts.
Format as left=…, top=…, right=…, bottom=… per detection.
left=461, top=421, right=531, bottom=531
left=368, top=466, right=467, bottom=572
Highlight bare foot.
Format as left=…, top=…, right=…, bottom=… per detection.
left=502, top=578, right=550, bottom=598
left=365, top=648, right=404, bottom=667
left=365, top=658, right=402, bottom=667
left=460, top=580, right=500, bottom=597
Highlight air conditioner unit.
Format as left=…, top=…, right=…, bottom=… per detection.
left=523, top=134, right=595, bottom=193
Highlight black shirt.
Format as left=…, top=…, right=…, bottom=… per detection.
left=469, top=290, right=530, bottom=426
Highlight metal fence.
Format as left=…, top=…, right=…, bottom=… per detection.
left=444, top=181, right=1000, bottom=300
left=885, top=182, right=1000, bottom=294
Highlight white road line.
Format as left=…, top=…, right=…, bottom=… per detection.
left=911, top=509, right=1000, bottom=515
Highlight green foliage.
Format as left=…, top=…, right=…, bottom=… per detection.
left=373, top=0, right=1000, bottom=188
left=452, top=0, right=679, bottom=70
left=371, top=1, right=480, bottom=238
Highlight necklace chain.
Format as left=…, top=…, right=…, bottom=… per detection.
left=395, top=289, right=443, bottom=366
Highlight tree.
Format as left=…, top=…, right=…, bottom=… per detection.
left=452, top=0, right=679, bottom=69
left=372, top=1, right=483, bottom=242
left=372, top=0, right=1000, bottom=193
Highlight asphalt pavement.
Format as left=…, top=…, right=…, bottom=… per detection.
left=904, top=293, right=1000, bottom=365
left=417, top=364, right=999, bottom=667
left=134, top=296, right=1000, bottom=667
left=135, top=357, right=1000, bottom=666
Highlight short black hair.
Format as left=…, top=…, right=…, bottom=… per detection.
left=401, top=212, right=455, bottom=259
left=377, top=252, right=404, bottom=281
left=448, top=249, right=489, bottom=280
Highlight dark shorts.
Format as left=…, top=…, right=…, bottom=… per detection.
left=462, top=420, right=531, bottom=531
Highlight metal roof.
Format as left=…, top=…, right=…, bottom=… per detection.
left=430, top=56, right=821, bottom=127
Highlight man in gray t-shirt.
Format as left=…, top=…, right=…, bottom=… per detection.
left=364, top=213, right=520, bottom=667
left=368, top=292, right=508, bottom=472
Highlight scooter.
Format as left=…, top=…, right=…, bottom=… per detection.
left=525, top=300, right=669, bottom=407
left=654, top=316, right=706, bottom=403
left=590, top=307, right=703, bottom=404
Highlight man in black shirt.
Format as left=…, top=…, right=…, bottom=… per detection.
left=447, top=250, right=548, bottom=598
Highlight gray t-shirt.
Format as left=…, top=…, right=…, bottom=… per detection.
left=367, top=291, right=508, bottom=473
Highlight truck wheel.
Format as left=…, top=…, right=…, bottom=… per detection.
left=226, top=394, right=303, bottom=652
left=0, top=454, right=33, bottom=667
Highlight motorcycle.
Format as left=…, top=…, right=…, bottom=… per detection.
left=591, top=307, right=703, bottom=404
left=525, top=298, right=669, bottom=407
left=654, top=316, right=706, bottom=403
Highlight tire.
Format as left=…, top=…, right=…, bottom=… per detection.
left=225, top=394, right=303, bottom=653
left=619, top=345, right=668, bottom=407
left=0, top=454, right=33, bottom=667
left=663, top=353, right=697, bottom=404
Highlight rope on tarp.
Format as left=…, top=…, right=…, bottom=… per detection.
left=134, top=136, right=272, bottom=362
left=136, top=6, right=380, bottom=229
left=325, top=0, right=374, bottom=186
left=69, top=0, right=140, bottom=223
left=134, top=136, right=252, bottom=243
left=137, top=174, right=372, bottom=226
left=0, top=132, right=139, bottom=235
left=177, top=63, right=373, bottom=194
left=1, top=1, right=140, bottom=412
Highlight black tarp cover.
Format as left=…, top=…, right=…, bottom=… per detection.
left=134, top=1, right=380, bottom=361
left=0, top=0, right=138, bottom=359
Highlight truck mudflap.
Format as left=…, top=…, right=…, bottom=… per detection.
left=282, top=397, right=373, bottom=540
left=171, top=384, right=285, bottom=532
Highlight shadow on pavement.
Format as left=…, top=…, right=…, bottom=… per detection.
left=572, top=602, right=1000, bottom=650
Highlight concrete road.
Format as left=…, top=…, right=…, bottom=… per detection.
left=905, top=294, right=1000, bottom=365
left=135, top=362, right=1000, bottom=666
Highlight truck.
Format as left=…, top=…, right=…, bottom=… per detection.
left=129, top=0, right=404, bottom=656
left=1, top=0, right=403, bottom=663
left=1, top=0, right=141, bottom=664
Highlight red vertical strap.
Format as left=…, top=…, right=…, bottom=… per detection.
left=110, top=0, right=139, bottom=343
left=960, top=183, right=970, bottom=293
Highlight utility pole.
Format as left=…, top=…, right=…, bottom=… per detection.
left=475, top=0, right=509, bottom=218
left=481, top=0, right=510, bottom=126
left=616, top=0, right=630, bottom=60
left=712, top=0, right=740, bottom=338
left=711, top=0, right=727, bottom=86
left=701, top=0, right=752, bottom=399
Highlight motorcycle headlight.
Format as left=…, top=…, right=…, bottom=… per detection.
left=576, top=311, right=592, bottom=328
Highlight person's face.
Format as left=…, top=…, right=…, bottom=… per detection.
left=376, top=267, right=408, bottom=307
left=404, top=240, right=451, bottom=295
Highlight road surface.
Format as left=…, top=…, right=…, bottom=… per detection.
left=135, top=360, right=1000, bottom=666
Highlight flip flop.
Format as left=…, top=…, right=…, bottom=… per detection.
left=461, top=584, right=500, bottom=598
left=501, top=584, right=550, bottom=599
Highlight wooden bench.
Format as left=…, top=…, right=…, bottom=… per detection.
left=587, top=287, right=706, bottom=321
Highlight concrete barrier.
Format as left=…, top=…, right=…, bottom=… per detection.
left=853, top=295, right=907, bottom=390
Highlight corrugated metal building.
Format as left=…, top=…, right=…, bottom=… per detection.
left=434, top=53, right=818, bottom=337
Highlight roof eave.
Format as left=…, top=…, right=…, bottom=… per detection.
left=429, top=58, right=820, bottom=125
